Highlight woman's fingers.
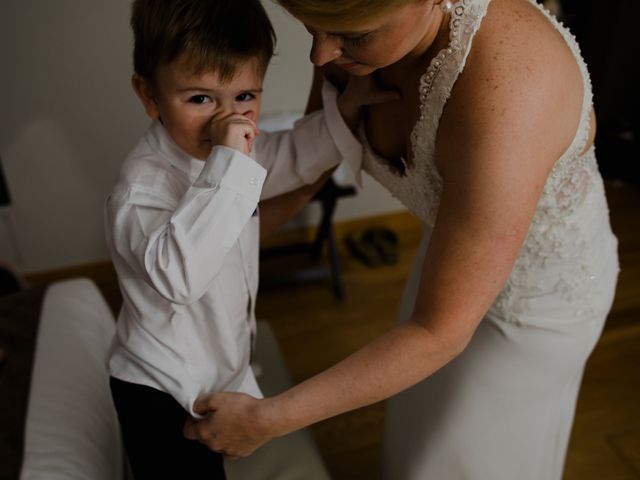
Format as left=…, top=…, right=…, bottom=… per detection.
left=338, top=73, right=401, bottom=118
left=364, top=89, right=402, bottom=106
left=183, top=415, right=201, bottom=440
left=184, top=394, right=219, bottom=439
left=183, top=392, right=268, bottom=458
left=192, top=397, right=211, bottom=416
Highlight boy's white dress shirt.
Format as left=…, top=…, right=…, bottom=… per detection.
left=105, top=83, right=361, bottom=415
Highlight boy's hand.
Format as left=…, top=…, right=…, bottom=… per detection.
left=209, top=112, right=259, bottom=156
left=337, top=74, right=401, bottom=131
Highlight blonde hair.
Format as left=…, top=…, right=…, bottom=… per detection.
left=276, top=0, right=423, bottom=30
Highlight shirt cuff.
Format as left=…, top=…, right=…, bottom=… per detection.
left=321, top=80, right=364, bottom=187
left=196, top=146, right=267, bottom=201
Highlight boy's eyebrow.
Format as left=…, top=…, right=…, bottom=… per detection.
left=177, top=87, right=264, bottom=94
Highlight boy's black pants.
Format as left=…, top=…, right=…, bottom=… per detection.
left=110, top=377, right=226, bottom=479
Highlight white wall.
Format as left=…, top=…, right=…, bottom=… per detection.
left=0, top=1, right=404, bottom=274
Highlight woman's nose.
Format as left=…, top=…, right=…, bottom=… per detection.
left=309, top=33, right=342, bottom=66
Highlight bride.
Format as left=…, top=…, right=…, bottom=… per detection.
left=185, top=0, right=619, bottom=477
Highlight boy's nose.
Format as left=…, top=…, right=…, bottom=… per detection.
left=309, top=32, right=343, bottom=66
left=219, top=103, right=256, bottom=122
left=241, top=109, right=257, bottom=122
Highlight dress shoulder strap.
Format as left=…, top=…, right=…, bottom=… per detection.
left=409, top=0, right=492, bottom=224
left=416, top=0, right=491, bottom=125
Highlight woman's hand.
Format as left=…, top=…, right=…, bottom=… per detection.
left=337, top=74, right=401, bottom=131
left=183, top=392, right=275, bottom=459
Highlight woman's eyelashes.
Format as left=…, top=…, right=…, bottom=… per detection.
left=343, top=32, right=371, bottom=46
left=304, top=24, right=372, bottom=47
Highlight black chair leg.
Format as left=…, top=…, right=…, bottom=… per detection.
left=326, top=225, right=345, bottom=300
left=260, top=178, right=355, bottom=300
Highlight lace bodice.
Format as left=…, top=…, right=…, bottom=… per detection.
left=358, top=0, right=618, bottom=325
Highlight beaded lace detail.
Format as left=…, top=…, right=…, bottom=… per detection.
left=361, top=0, right=618, bottom=325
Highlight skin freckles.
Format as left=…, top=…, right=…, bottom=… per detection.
left=182, top=0, right=605, bottom=463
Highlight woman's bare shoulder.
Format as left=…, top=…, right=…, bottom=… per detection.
left=437, top=0, right=584, bottom=173
left=468, top=0, right=581, bottom=97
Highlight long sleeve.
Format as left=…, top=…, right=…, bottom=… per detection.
left=255, top=81, right=363, bottom=199
left=106, top=146, right=266, bottom=305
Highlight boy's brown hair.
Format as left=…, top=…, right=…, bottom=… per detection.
left=131, top=0, right=276, bottom=86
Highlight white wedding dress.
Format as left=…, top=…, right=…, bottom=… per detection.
left=352, top=0, right=619, bottom=478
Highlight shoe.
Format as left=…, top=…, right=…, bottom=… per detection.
left=344, top=230, right=384, bottom=267
left=362, top=227, right=398, bottom=265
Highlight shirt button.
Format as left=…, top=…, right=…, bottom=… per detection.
left=249, top=177, right=257, bottom=185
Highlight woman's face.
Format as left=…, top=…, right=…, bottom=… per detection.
left=300, top=1, right=441, bottom=75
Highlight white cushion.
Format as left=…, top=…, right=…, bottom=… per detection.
left=19, top=278, right=328, bottom=479
left=225, top=321, right=331, bottom=480
left=20, top=278, right=124, bottom=480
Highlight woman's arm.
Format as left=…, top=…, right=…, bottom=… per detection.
left=258, top=168, right=334, bottom=239
left=257, top=70, right=398, bottom=200
left=256, top=68, right=337, bottom=237
left=184, top=1, right=584, bottom=456
left=257, top=70, right=398, bottom=235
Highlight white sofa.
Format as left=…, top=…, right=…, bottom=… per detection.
left=19, top=278, right=330, bottom=480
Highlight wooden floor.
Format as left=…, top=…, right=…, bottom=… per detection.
left=256, top=179, right=640, bottom=480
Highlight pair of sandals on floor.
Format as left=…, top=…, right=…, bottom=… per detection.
left=345, top=227, right=398, bottom=267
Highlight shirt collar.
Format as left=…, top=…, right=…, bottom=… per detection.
left=145, top=119, right=205, bottom=180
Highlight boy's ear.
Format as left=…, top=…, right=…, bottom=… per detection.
left=131, top=74, right=160, bottom=119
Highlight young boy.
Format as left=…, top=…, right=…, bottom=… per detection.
left=105, top=0, right=376, bottom=478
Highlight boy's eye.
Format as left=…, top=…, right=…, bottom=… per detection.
left=188, top=95, right=211, bottom=104
left=236, top=92, right=256, bottom=102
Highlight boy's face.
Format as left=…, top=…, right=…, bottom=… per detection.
left=134, top=56, right=264, bottom=160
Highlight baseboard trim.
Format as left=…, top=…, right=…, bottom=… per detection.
left=262, top=210, right=420, bottom=249
left=26, top=210, right=420, bottom=284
